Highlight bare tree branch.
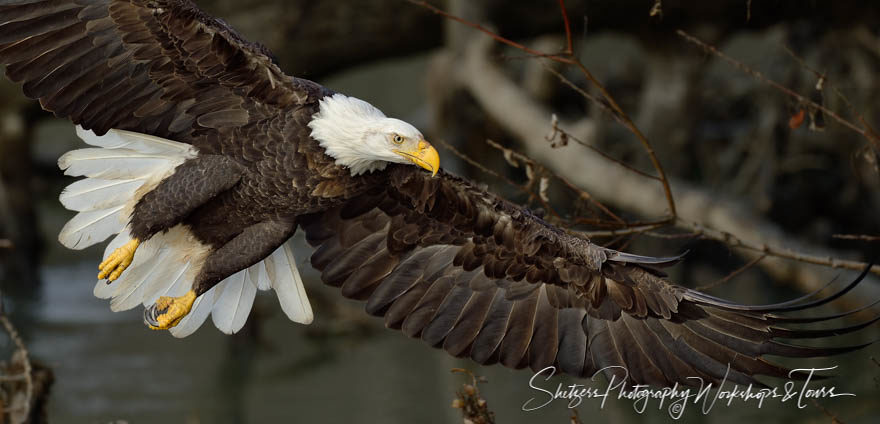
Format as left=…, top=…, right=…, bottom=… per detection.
left=1, top=306, right=33, bottom=421
left=697, top=254, right=768, bottom=290
left=435, top=34, right=880, bottom=306
left=404, top=0, right=573, bottom=63
left=407, top=0, right=678, bottom=217
left=833, top=234, right=880, bottom=242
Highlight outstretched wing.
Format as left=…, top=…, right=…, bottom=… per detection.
left=301, top=165, right=878, bottom=387
left=0, top=0, right=325, bottom=151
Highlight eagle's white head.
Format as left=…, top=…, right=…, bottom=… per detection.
left=308, top=93, right=440, bottom=176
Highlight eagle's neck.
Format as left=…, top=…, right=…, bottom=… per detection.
left=308, top=93, right=389, bottom=176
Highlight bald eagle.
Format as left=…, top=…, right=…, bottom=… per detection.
left=1, top=0, right=876, bottom=387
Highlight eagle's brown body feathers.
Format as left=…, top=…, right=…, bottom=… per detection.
left=1, top=0, right=876, bottom=387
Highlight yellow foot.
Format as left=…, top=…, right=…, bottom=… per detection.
left=144, top=290, right=197, bottom=330
left=98, top=239, right=140, bottom=281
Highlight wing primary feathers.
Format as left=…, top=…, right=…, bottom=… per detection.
left=555, top=309, right=588, bottom=377
left=442, top=287, right=498, bottom=357
left=608, top=316, right=666, bottom=386
left=765, top=263, right=872, bottom=312
left=498, top=287, right=539, bottom=368
left=764, top=339, right=875, bottom=358
left=769, top=315, right=880, bottom=339
left=767, top=297, right=880, bottom=324
left=620, top=315, right=709, bottom=383
left=421, top=284, right=474, bottom=347
left=685, top=263, right=870, bottom=312
left=526, top=286, right=559, bottom=373
left=469, top=290, right=514, bottom=364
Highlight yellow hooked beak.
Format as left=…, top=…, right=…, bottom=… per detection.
left=394, top=140, right=440, bottom=177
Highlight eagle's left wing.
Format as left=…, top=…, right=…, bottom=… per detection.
left=300, top=165, right=877, bottom=387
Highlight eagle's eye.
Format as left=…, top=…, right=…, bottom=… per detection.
left=391, top=134, right=404, bottom=144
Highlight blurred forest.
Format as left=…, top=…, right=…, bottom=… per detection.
left=1, top=0, right=880, bottom=423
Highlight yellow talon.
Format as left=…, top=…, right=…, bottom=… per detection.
left=146, top=290, right=197, bottom=330
left=98, top=239, right=140, bottom=281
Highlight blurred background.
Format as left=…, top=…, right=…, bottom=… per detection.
left=1, top=0, right=880, bottom=423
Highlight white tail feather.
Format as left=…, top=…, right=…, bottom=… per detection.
left=59, top=127, right=195, bottom=250
left=60, top=178, right=147, bottom=212
left=142, top=260, right=192, bottom=307
left=58, top=205, right=126, bottom=250
left=266, top=242, right=314, bottom=324
left=110, top=247, right=172, bottom=312
left=76, top=126, right=191, bottom=153
left=211, top=269, right=258, bottom=334
left=248, top=260, right=272, bottom=291
left=59, top=148, right=182, bottom=179
left=63, top=126, right=314, bottom=337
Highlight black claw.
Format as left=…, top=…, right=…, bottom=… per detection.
left=143, top=303, right=168, bottom=327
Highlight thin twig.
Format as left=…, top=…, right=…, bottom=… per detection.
left=677, top=29, right=880, bottom=148
left=435, top=139, right=564, bottom=221
left=541, top=65, right=607, bottom=114
left=556, top=0, right=574, bottom=55
left=554, top=176, right=625, bottom=224
left=484, top=139, right=626, bottom=224
left=580, top=222, right=669, bottom=238
left=569, top=59, right=678, bottom=216
left=871, top=356, right=880, bottom=389
left=545, top=110, right=661, bottom=181
left=780, top=44, right=824, bottom=81
left=404, top=0, right=574, bottom=64
left=780, top=44, right=880, bottom=144
left=697, top=253, right=768, bottom=290
left=811, top=399, right=845, bottom=424
left=833, top=234, right=880, bottom=242
left=436, top=139, right=525, bottom=194
left=678, top=218, right=880, bottom=275
left=644, top=230, right=703, bottom=240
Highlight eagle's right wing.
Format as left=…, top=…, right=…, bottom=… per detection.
left=300, top=166, right=878, bottom=387
left=0, top=0, right=325, bottom=150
